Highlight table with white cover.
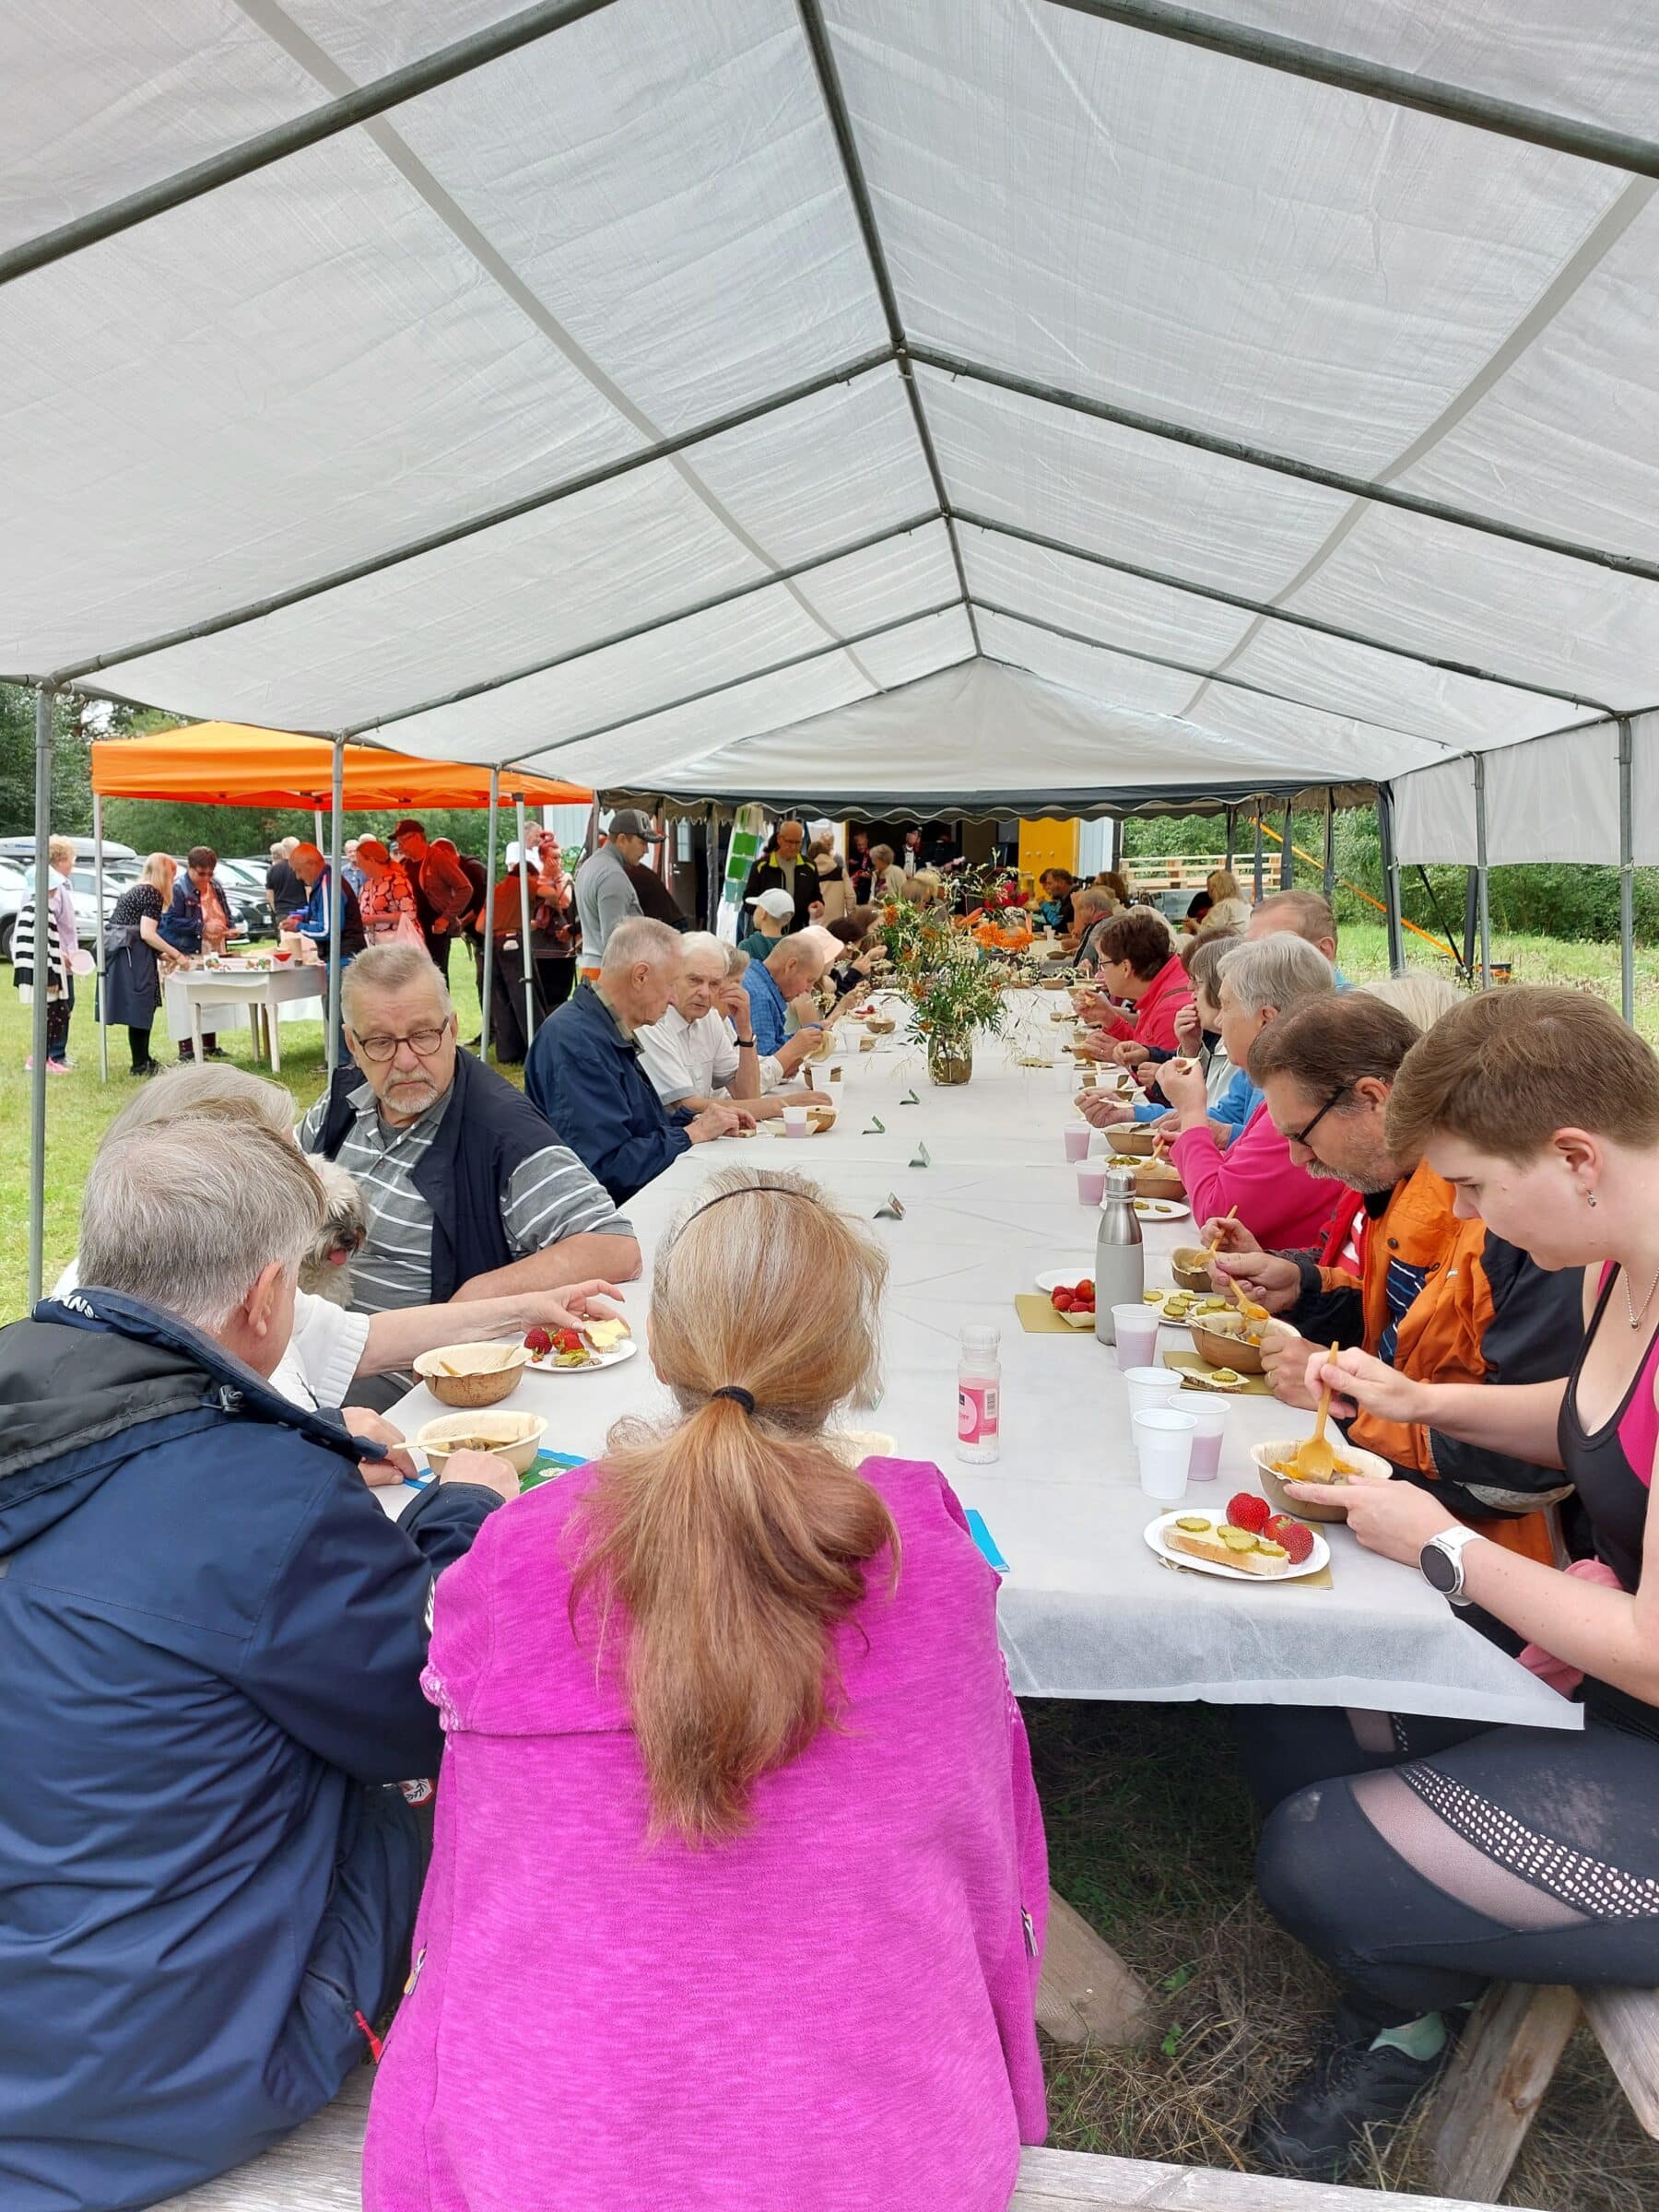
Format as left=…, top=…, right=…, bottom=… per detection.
left=163, top=962, right=324, bottom=1072
left=385, top=994, right=1577, bottom=1733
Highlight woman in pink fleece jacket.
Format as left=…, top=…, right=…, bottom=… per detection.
left=1159, top=934, right=1340, bottom=1252
left=364, top=1165, right=1048, bottom=2212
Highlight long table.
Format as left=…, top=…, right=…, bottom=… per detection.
left=386, top=994, right=1575, bottom=1734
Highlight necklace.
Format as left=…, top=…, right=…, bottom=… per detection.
left=1624, top=1265, right=1659, bottom=1331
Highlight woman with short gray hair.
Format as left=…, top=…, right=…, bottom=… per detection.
left=1150, top=932, right=1342, bottom=1248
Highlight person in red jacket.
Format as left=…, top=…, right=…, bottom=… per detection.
left=1073, top=906, right=1193, bottom=1062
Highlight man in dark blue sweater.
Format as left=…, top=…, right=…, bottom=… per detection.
left=526, top=917, right=749, bottom=1204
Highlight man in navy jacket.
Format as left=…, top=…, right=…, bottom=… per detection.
left=0, top=1121, right=513, bottom=2211
left=525, top=917, right=748, bottom=1204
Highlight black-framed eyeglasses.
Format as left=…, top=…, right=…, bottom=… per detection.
left=1288, top=1084, right=1352, bottom=1148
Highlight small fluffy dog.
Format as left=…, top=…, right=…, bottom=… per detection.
left=300, top=1158, right=368, bottom=1306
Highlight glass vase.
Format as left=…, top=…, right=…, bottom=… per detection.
left=927, top=1032, right=973, bottom=1087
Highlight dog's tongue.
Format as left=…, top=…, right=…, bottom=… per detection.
left=329, top=1249, right=349, bottom=1266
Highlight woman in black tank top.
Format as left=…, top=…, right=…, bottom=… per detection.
left=1245, top=987, right=1659, bottom=2183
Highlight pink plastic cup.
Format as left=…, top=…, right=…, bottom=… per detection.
left=1063, top=1124, right=1091, bottom=1163
left=1076, top=1162, right=1108, bottom=1205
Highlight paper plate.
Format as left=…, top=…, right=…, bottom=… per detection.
left=1143, top=1509, right=1330, bottom=1583
left=1034, top=1263, right=1100, bottom=1294
left=1130, top=1197, right=1190, bottom=1221
left=524, top=1335, right=639, bottom=1376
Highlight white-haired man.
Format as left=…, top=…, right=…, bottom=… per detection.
left=300, top=944, right=639, bottom=1307
left=0, top=1120, right=514, bottom=2210
left=636, top=932, right=815, bottom=1120
left=525, top=918, right=750, bottom=1203
left=739, top=930, right=831, bottom=1061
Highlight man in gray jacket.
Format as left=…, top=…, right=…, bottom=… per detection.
left=574, top=810, right=661, bottom=976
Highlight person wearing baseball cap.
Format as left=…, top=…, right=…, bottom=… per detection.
left=737, top=886, right=796, bottom=961
left=574, top=810, right=663, bottom=978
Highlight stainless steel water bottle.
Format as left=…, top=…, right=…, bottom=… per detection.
left=1093, top=1166, right=1144, bottom=1345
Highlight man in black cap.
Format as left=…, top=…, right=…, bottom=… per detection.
left=574, top=809, right=662, bottom=979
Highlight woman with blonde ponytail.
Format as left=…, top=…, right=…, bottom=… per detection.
left=366, top=1166, right=1049, bottom=2212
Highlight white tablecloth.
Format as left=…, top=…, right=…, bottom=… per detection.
left=384, top=996, right=1578, bottom=1731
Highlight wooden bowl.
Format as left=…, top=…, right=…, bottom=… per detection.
left=1170, top=1245, right=1214, bottom=1293
left=1188, top=1312, right=1267, bottom=1376
left=865, top=1016, right=897, bottom=1035
left=1111, top=1124, right=1160, bottom=1157
left=412, top=1343, right=530, bottom=1407
left=415, top=1409, right=547, bottom=1476
left=1131, top=1160, right=1184, bottom=1200
left=1251, top=1438, right=1393, bottom=1523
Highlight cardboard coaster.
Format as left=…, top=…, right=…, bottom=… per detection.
left=1161, top=1350, right=1275, bottom=1397
left=1014, top=1292, right=1094, bottom=1335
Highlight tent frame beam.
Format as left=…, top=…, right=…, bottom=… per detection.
left=1472, top=751, right=1492, bottom=988
left=955, top=512, right=1618, bottom=719
left=1618, top=718, right=1636, bottom=1024
left=27, top=684, right=57, bottom=1304
left=1047, top=1, right=1659, bottom=182
left=514, top=597, right=963, bottom=765
left=46, top=347, right=896, bottom=686
left=345, top=509, right=939, bottom=737
left=794, top=0, right=980, bottom=655
left=1377, top=784, right=1406, bottom=975
left=971, top=596, right=1448, bottom=754
left=912, top=347, right=1659, bottom=584
left=0, top=0, right=625, bottom=291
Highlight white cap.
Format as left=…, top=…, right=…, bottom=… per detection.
left=746, top=888, right=796, bottom=920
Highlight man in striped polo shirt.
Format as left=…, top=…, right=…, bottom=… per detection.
left=300, top=946, right=639, bottom=1320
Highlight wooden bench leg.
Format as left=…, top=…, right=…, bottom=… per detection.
left=1424, top=1983, right=1578, bottom=2204
left=1580, top=1986, right=1659, bottom=2137
left=1035, top=1887, right=1152, bottom=2048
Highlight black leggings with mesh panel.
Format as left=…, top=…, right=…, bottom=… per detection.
left=1242, top=1703, right=1659, bottom=2030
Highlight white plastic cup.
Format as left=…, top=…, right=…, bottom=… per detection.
left=1124, top=1366, right=1177, bottom=1420
left=1166, top=1392, right=1228, bottom=1479
left=1110, top=1304, right=1161, bottom=1370
left=1076, top=1161, right=1108, bottom=1205
left=1134, top=1407, right=1195, bottom=1502
left=1063, top=1124, right=1091, bottom=1163
left=782, top=1105, right=809, bottom=1137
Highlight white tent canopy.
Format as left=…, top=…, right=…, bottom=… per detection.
left=2, top=0, right=1655, bottom=810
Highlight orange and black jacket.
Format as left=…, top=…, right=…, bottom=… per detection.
left=1285, top=1160, right=1583, bottom=1559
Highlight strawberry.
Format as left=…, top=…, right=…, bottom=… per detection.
left=1053, top=1288, right=1074, bottom=1311
left=1265, top=1513, right=1315, bottom=1564
left=552, top=1328, right=583, bottom=1355
left=1075, top=1278, right=1094, bottom=1298
left=523, top=1326, right=552, bottom=1358
left=1226, top=1491, right=1272, bottom=1535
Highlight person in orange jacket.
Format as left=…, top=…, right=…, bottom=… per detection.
left=1206, top=990, right=1583, bottom=1563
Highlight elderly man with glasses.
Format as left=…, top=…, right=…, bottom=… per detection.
left=299, top=946, right=640, bottom=1324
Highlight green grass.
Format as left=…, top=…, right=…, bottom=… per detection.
left=6, top=925, right=1659, bottom=2203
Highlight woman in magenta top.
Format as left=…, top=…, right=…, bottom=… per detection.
left=1159, top=934, right=1339, bottom=1251
left=363, top=1166, right=1048, bottom=2212
left=1073, top=906, right=1192, bottom=1061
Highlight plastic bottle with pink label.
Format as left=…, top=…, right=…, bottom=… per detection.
left=956, top=1324, right=1002, bottom=1464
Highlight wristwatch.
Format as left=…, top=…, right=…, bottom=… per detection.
left=734, top=1035, right=757, bottom=1048
left=1418, top=1525, right=1487, bottom=1606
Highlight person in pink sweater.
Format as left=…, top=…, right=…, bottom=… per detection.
left=363, top=1165, right=1048, bottom=2212
left=1159, top=935, right=1340, bottom=1251
left=1072, top=906, right=1192, bottom=1061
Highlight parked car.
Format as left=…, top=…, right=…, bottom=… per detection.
left=0, top=858, right=27, bottom=960
left=0, top=858, right=118, bottom=961
left=169, top=859, right=272, bottom=942
left=0, top=835, right=138, bottom=872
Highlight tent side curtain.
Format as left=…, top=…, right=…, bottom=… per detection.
left=1391, top=708, right=1659, bottom=865
left=88, top=724, right=590, bottom=809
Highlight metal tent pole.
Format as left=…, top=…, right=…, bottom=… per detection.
left=1618, top=718, right=1636, bottom=1025
left=1322, top=789, right=1336, bottom=903
left=1278, top=805, right=1293, bottom=888
left=313, top=806, right=324, bottom=848
left=479, top=767, right=500, bottom=1060
left=515, top=796, right=536, bottom=1049
left=1377, top=786, right=1406, bottom=976
left=325, top=740, right=344, bottom=1080
left=1472, top=753, right=1492, bottom=988
left=1252, top=807, right=1265, bottom=900
left=705, top=803, right=721, bottom=931
left=1223, top=806, right=1235, bottom=872
left=27, top=683, right=57, bottom=1305
left=93, top=792, right=109, bottom=1083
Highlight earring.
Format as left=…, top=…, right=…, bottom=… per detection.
left=1584, top=1189, right=1598, bottom=1208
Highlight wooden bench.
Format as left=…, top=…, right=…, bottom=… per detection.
left=158, top=2066, right=1546, bottom=2210
left=1427, top=1981, right=1659, bottom=2202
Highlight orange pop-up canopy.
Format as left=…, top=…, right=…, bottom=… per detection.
left=91, top=724, right=590, bottom=809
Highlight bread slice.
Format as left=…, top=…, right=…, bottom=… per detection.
left=1166, top=1520, right=1292, bottom=1576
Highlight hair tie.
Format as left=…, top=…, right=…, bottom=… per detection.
left=711, top=1385, right=756, bottom=1415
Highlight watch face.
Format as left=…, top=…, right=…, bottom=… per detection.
left=1419, top=1540, right=1460, bottom=1595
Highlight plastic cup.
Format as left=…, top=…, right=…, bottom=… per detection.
left=1076, top=1162, right=1108, bottom=1205
left=1134, top=1407, right=1196, bottom=1502
left=1110, top=1304, right=1161, bottom=1369
left=1166, top=1392, right=1227, bottom=1479
left=1124, top=1366, right=1176, bottom=1420
left=782, top=1105, right=809, bottom=1137
left=1063, top=1124, right=1091, bottom=1163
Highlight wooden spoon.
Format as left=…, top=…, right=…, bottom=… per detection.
left=1290, top=1341, right=1343, bottom=1481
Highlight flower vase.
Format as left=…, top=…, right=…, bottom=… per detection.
left=927, top=1033, right=973, bottom=1087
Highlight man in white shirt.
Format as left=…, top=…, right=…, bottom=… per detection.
left=636, top=933, right=816, bottom=1118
